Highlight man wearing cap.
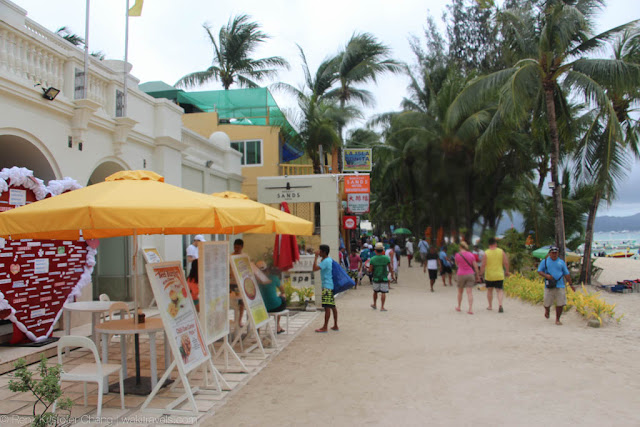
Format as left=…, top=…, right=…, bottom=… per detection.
left=369, top=242, right=392, bottom=311
left=537, top=246, right=574, bottom=325
left=187, top=235, right=205, bottom=264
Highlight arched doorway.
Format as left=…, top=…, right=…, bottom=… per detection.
left=88, top=161, right=131, bottom=301
left=0, top=133, right=58, bottom=181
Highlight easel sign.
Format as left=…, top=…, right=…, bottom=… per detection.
left=198, top=242, right=229, bottom=343
left=230, top=254, right=269, bottom=328
left=142, top=261, right=221, bottom=416
left=141, top=247, right=162, bottom=264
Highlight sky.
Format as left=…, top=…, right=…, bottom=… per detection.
left=10, top=0, right=640, bottom=217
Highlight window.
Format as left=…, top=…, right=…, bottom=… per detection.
left=230, top=140, right=262, bottom=166
left=115, top=90, right=124, bottom=117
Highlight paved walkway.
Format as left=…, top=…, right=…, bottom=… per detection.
left=205, top=261, right=640, bottom=427
left=0, top=310, right=317, bottom=426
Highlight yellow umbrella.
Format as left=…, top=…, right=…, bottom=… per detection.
left=212, top=191, right=313, bottom=235
left=0, top=171, right=266, bottom=240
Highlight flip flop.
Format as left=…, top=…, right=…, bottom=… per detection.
left=380, top=308, right=387, bottom=312
left=487, top=307, right=492, bottom=310
left=277, top=329, right=285, bottom=334
left=455, top=307, right=461, bottom=312
left=315, top=329, right=328, bottom=333
left=468, top=311, right=474, bottom=315
left=331, top=326, right=340, bottom=331
left=370, top=304, right=377, bottom=310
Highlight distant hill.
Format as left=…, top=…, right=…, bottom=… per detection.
left=594, top=213, right=640, bottom=232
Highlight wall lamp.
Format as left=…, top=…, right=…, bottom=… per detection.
left=34, top=83, right=60, bottom=101
left=205, top=160, right=214, bottom=168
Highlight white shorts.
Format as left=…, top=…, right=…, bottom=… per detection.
left=373, top=281, right=389, bottom=293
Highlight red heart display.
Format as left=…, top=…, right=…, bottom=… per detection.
left=0, top=239, right=95, bottom=341
left=0, top=169, right=94, bottom=342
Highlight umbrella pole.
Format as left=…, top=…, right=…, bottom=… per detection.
left=133, top=230, right=141, bottom=384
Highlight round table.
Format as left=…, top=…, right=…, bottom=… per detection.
left=96, top=317, right=171, bottom=395
left=63, top=301, right=116, bottom=347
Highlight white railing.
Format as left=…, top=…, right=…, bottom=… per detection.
left=0, top=24, right=65, bottom=90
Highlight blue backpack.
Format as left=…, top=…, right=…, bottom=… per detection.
left=331, top=259, right=355, bottom=294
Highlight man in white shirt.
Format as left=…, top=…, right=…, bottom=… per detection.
left=405, top=238, right=414, bottom=267
left=186, top=234, right=205, bottom=265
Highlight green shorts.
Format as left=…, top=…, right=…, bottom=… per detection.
left=322, top=288, right=335, bottom=307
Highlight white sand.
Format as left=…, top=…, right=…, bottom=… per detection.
left=205, top=260, right=640, bottom=427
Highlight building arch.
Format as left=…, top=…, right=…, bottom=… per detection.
left=87, top=158, right=131, bottom=185
left=0, top=128, right=61, bottom=181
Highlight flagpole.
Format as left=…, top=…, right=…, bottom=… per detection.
left=123, top=0, right=130, bottom=116
left=83, top=0, right=90, bottom=99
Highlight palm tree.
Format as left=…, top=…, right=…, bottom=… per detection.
left=448, top=0, right=638, bottom=257
left=175, top=14, right=289, bottom=90
left=274, top=47, right=358, bottom=173
left=576, top=28, right=640, bottom=284
left=326, top=33, right=402, bottom=171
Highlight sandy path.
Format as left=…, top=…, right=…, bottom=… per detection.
left=205, top=260, right=640, bottom=427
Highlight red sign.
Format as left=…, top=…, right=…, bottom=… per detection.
left=344, top=176, right=370, bottom=193
left=343, top=216, right=357, bottom=229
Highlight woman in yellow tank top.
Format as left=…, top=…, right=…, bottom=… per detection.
left=480, top=237, right=510, bottom=313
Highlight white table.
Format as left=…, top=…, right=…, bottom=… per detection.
left=96, top=317, right=170, bottom=395
left=63, top=301, right=116, bottom=347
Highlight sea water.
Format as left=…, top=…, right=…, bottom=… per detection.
left=588, top=231, right=640, bottom=257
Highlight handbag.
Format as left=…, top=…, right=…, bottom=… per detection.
left=459, top=252, right=481, bottom=283
left=543, top=259, right=557, bottom=289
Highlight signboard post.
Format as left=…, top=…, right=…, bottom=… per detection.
left=141, top=262, right=223, bottom=416
left=199, top=242, right=247, bottom=373
left=229, top=254, right=277, bottom=357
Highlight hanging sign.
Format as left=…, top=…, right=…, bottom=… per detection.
left=344, top=175, right=370, bottom=193
left=343, top=148, right=372, bottom=172
left=347, top=193, right=370, bottom=214
left=146, top=262, right=208, bottom=373
left=198, top=241, right=229, bottom=344
left=343, top=216, right=357, bottom=230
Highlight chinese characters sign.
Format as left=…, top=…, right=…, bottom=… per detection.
left=347, top=193, right=370, bottom=214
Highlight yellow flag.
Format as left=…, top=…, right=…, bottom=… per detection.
left=129, top=0, right=144, bottom=16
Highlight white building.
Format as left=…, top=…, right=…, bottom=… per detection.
left=0, top=0, right=243, bottom=318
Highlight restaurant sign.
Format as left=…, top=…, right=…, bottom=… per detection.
left=347, top=193, right=370, bottom=214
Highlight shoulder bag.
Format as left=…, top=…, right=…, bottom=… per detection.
left=543, top=258, right=557, bottom=289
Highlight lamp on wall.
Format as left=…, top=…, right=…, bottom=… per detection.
left=205, top=160, right=214, bottom=168
left=34, top=83, right=60, bottom=101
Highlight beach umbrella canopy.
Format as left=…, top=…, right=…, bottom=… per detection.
left=211, top=191, right=313, bottom=235
left=0, top=171, right=266, bottom=240
left=394, top=228, right=412, bottom=235
left=273, top=202, right=300, bottom=271
left=532, top=246, right=581, bottom=262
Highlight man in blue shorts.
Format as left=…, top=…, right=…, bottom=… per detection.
left=313, top=244, right=338, bottom=332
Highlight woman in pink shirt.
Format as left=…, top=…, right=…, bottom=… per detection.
left=454, top=242, right=480, bottom=314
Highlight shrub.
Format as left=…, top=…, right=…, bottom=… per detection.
left=8, top=355, right=73, bottom=427
left=283, top=282, right=295, bottom=305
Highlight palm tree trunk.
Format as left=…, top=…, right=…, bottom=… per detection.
left=544, top=85, right=567, bottom=258
left=580, top=190, right=601, bottom=285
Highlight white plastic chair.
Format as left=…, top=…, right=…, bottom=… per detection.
left=269, top=309, right=290, bottom=334
left=54, top=335, right=124, bottom=418
left=98, top=294, right=111, bottom=323
left=104, top=302, right=133, bottom=363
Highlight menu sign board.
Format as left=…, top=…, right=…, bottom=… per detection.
left=198, top=242, right=229, bottom=344
left=146, top=262, right=208, bottom=373
left=141, top=247, right=162, bottom=264
left=230, top=254, right=269, bottom=328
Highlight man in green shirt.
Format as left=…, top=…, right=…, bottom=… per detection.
left=369, top=242, right=392, bottom=311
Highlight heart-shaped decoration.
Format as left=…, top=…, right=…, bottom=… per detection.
left=0, top=239, right=96, bottom=342
left=86, top=239, right=100, bottom=249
